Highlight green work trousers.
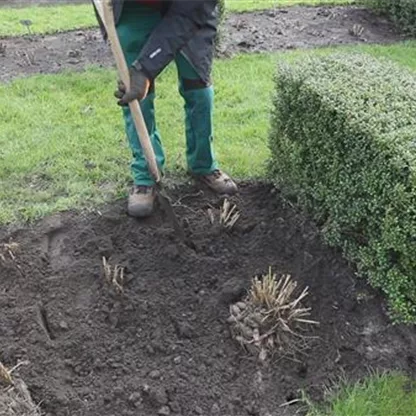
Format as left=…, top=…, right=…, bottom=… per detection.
left=116, top=3, right=218, bottom=186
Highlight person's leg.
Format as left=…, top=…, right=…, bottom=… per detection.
left=175, top=53, right=237, bottom=194
left=175, top=52, right=217, bottom=175
left=116, top=3, right=164, bottom=215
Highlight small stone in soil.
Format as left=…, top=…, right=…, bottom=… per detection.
left=149, top=369, right=161, bottom=379
left=219, top=278, right=248, bottom=304
left=158, top=406, right=170, bottom=415
left=147, top=386, right=169, bottom=406
left=211, top=403, right=220, bottom=415
left=128, top=392, right=142, bottom=408
left=59, top=320, right=69, bottom=330
left=128, top=392, right=141, bottom=402
left=169, top=401, right=181, bottom=413
left=161, top=244, right=180, bottom=260
left=194, top=406, right=203, bottom=414
left=176, top=322, right=194, bottom=339
left=67, top=49, right=81, bottom=58
left=112, top=386, right=123, bottom=396
left=236, top=301, right=247, bottom=310
left=146, top=344, right=155, bottom=354
left=245, top=402, right=260, bottom=415
left=230, top=304, right=240, bottom=316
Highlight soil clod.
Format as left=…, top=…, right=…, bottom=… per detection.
left=158, top=405, right=171, bottom=415
left=36, top=303, right=55, bottom=341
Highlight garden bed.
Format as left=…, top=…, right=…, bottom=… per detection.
left=1, top=183, right=416, bottom=416
left=0, top=6, right=407, bottom=82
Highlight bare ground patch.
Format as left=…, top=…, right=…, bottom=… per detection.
left=0, top=6, right=408, bottom=82
left=1, top=183, right=416, bottom=415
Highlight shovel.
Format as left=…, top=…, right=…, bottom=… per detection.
left=93, top=0, right=187, bottom=244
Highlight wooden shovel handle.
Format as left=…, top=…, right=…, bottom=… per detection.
left=101, top=0, right=161, bottom=183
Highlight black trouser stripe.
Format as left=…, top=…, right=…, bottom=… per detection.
left=181, top=78, right=212, bottom=91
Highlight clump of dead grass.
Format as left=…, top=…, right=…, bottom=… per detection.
left=228, top=268, right=318, bottom=361
left=0, top=361, right=29, bottom=387
left=0, top=360, right=40, bottom=416
left=208, top=199, right=240, bottom=230
left=0, top=243, right=20, bottom=263
left=0, top=361, right=13, bottom=386
left=102, top=257, right=124, bottom=294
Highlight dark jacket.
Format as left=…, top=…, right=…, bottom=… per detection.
left=93, top=0, right=218, bottom=83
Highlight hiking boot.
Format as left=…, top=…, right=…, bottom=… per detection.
left=127, top=185, right=156, bottom=218
left=197, top=170, right=238, bottom=195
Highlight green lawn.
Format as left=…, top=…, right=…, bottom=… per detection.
left=0, top=4, right=97, bottom=37
left=308, top=372, right=416, bottom=416
left=0, top=41, right=415, bottom=224
left=0, top=0, right=355, bottom=37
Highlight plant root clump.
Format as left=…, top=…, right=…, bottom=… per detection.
left=228, top=268, right=318, bottom=361
left=0, top=361, right=40, bottom=416
left=0, top=379, right=42, bottom=416
left=207, top=198, right=240, bottom=231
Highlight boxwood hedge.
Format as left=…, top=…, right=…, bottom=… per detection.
left=269, top=53, right=416, bottom=322
left=366, top=0, right=416, bottom=35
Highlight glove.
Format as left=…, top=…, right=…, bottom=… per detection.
left=114, top=64, right=151, bottom=106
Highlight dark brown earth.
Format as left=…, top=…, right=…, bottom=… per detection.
left=1, top=183, right=416, bottom=416
left=0, top=6, right=408, bottom=82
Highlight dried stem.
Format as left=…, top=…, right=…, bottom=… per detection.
left=219, top=199, right=240, bottom=230
left=102, top=257, right=124, bottom=294
left=0, top=362, right=13, bottom=385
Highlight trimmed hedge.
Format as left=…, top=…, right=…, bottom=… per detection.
left=269, top=53, right=416, bottom=322
left=366, top=0, right=416, bottom=35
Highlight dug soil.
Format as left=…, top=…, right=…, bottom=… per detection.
left=0, top=6, right=407, bottom=82
left=1, top=183, right=416, bottom=416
